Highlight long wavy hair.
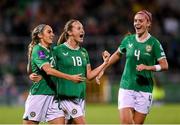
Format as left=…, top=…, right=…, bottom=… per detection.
left=27, top=24, right=46, bottom=74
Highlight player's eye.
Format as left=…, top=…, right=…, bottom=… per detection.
left=48, top=30, right=52, bottom=33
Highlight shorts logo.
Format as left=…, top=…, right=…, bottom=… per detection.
left=72, top=109, right=77, bottom=115
left=30, top=112, right=36, bottom=117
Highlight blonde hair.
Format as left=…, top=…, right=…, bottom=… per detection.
left=57, top=19, right=79, bottom=45
left=136, top=10, right=152, bottom=30
left=27, top=24, right=46, bottom=74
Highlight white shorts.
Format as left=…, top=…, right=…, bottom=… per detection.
left=23, top=95, right=64, bottom=122
left=118, top=88, right=153, bottom=114
left=59, top=98, right=85, bottom=119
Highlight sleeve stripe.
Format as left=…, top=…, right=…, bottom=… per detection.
left=118, top=48, right=124, bottom=54
left=39, top=62, right=50, bottom=69
left=157, top=56, right=166, bottom=61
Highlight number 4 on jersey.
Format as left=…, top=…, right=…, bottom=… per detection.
left=134, top=50, right=140, bottom=61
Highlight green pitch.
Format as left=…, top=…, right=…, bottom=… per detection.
left=0, top=104, right=180, bottom=124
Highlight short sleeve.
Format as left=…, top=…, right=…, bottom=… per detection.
left=153, top=39, right=166, bottom=61
left=32, top=48, right=49, bottom=69
left=85, top=49, right=90, bottom=65
left=118, top=36, right=129, bottom=54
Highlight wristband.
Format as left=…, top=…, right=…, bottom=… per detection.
left=154, top=65, right=161, bottom=71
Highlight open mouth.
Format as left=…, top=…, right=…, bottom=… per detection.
left=135, top=27, right=142, bottom=32
left=135, top=26, right=141, bottom=30
left=80, top=34, right=84, bottom=38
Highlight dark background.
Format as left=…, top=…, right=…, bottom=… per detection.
left=0, top=0, right=179, bottom=105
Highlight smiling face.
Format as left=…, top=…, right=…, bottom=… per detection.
left=134, top=13, right=151, bottom=37
left=68, top=21, right=85, bottom=43
left=39, top=25, right=54, bottom=46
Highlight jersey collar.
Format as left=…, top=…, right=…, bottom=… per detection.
left=135, top=33, right=151, bottom=43
left=38, top=43, right=50, bottom=52
left=64, top=42, right=80, bottom=50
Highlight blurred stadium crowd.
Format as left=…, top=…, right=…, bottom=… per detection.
left=0, top=0, right=180, bottom=105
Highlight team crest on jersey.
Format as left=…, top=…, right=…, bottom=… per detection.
left=146, top=45, right=152, bottom=52
left=38, top=50, right=46, bottom=59
left=72, top=109, right=78, bottom=115
left=30, top=111, right=36, bottom=117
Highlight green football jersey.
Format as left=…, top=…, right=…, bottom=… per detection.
left=53, top=43, right=90, bottom=99
left=118, top=34, right=166, bottom=93
left=30, top=43, right=56, bottom=95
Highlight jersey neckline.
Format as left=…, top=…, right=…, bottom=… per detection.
left=64, top=42, right=80, bottom=50
left=38, top=43, right=50, bottom=52
left=135, top=33, right=151, bottom=43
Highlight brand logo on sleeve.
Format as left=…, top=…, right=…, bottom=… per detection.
left=38, top=50, right=46, bottom=59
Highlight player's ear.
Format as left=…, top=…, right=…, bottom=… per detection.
left=38, top=33, right=43, bottom=38
left=67, top=31, right=72, bottom=36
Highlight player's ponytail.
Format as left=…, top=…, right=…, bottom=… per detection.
left=57, top=19, right=78, bottom=45
left=27, top=24, right=46, bottom=74
left=27, top=41, right=36, bottom=74
left=57, top=31, right=67, bottom=45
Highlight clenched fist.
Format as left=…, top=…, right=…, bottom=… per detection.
left=102, top=50, right=110, bottom=63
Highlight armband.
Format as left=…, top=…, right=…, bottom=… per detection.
left=154, top=65, right=161, bottom=71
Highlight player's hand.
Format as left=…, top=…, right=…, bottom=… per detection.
left=102, top=50, right=110, bottom=64
left=96, top=70, right=104, bottom=85
left=70, top=74, right=86, bottom=83
left=136, top=64, right=147, bottom=71
left=29, top=73, right=42, bottom=82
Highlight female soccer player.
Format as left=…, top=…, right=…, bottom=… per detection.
left=29, top=20, right=110, bottom=124
left=53, top=19, right=110, bottom=124
left=23, top=24, right=84, bottom=124
left=97, top=10, right=168, bottom=124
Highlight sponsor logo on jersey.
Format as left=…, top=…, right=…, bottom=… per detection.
left=30, top=112, right=36, bottom=117
left=72, top=109, right=77, bottom=115
left=63, top=52, right=68, bottom=56
left=38, top=50, right=46, bottom=59
left=128, top=43, right=133, bottom=48
left=146, top=45, right=152, bottom=52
